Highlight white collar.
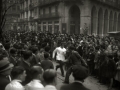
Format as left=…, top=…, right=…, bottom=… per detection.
left=12, top=79, right=22, bottom=83
left=32, top=79, right=41, bottom=82
left=45, top=85, right=56, bottom=88
left=74, top=80, right=83, bottom=84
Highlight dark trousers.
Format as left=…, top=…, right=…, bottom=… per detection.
left=56, top=60, right=64, bottom=76
left=64, top=66, right=73, bottom=83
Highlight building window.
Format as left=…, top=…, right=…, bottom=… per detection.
left=17, top=6, right=20, bottom=10
left=38, top=22, right=41, bottom=31
left=55, top=5, right=58, bottom=13
left=43, top=8, right=45, bottom=15
left=49, top=7, right=51, bottom=15
left=12, top=5, right=16, bottom=11
left=39, top=7, right=41, bottom=15
left=48, top=22, right=52, bottom=33
left=34, top=9, right=37, bottom=16
left=43, top=22, right=46, bottom=32
left=54, top=21, right=59, bottom=34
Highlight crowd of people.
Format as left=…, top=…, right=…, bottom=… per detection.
left=0, top=31, right=120, bottom=90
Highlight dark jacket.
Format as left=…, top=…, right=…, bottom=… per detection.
left=41, top=59, right=54, bottom=71
left=76, top=45, right=83, bottom=56
left=68, top=51, right=87, bottom=67
left=60, top=82, right=90, bottom=90
left=9, top=56, right=17, bottom=66
left=17, top=58, right=32, bottom=85
left=0, top=75, right=10, bottom=90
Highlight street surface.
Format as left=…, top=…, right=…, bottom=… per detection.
left=53, top=62, right=119, bottom=90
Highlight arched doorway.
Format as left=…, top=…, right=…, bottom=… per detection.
left=69, top=5, right=80, bottom=34
left=91, top=6, right=97, bottom=35
left=104, top=9, right=108, bottom=35
left=117, top=14, right=120, bottom=31
left=109, top=11, right=113, bottom=32
left=98, top=8, right=103, bottom=35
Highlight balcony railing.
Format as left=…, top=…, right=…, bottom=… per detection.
left=39, top=0, right=82, bottom=6
left=39, top=12, right=60, bottom=19
left=24, top=18, right=28, bottom=22
left=6, top=10, right=20, bottom=14
left=29, top=16, right=34, bottom=20
left=91, top=0, right=120, bottom=8
left=20, top=19, right=24, bottom=22
left=20, top=9, right=24, bottom=13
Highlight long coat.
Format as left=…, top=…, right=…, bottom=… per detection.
left=0, top=75, right=10, bottom=90
left=60, top=82, right=90, bottom=90
left=115, top=60, right=120, bottom=82
left=101, top=57, right=117, bottom=78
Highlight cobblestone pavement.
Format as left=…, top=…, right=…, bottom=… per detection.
left=53, top=61, right=119, bottom=90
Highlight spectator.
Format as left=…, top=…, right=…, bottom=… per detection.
left=9, top=48, right=17, bottom=66
left=0, top=59, right=14, bottom=90
left=41, top=52, right=54, bottom=71
left=25, top=65, right=44, bottom=90
left=17, top=50, right=33, bottom=85
left=5, top=66, right=26, bottom=90
left=43, top=69, right=57, bottom=90
left=60, top=65, right=89, bottom=90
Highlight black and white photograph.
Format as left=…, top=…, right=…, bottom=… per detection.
left=0, top=0, right=120, bottom=90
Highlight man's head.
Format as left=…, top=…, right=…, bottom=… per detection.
left=72, top=65, right=88, bottom=82
left=23, top=50, right=32, bottom=60
left=30, top=65, right=43, bottom=80
left=43, top=69, right=57, bottom=85
left=44, top=52, right=49, bottom=59
left=0, top=59, right=14, bottom=76
left=68, top=46, right=74, bottom=52
left=9, top=48, right=17, bottom=57
left=11, top=66, right=26, bottom=82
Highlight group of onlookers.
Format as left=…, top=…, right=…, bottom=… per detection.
left=0, top=32, right=120, bottom=90
left=0, top=34, right=89, bottom=90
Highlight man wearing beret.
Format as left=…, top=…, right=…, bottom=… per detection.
left=60, top=65, right=89, bottom=90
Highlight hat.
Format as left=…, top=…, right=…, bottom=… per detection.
left=72, top=65, right=88, bottom=80
left=0, top=59, right=14, bottom=73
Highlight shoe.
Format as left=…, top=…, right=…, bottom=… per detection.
left=63, top=81, right=69, bottom=84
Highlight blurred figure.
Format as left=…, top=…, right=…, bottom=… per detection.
left=43, top=69, right=57, bottom=90
left=52, top=42, right=66, bottom=77
left=17, top=50, right=33, bottom=85
left=60, top=65, right=89, bottom=90
left=41, top=52, right=54, bottom=71
left=25, top=65, right=44, bottom=90
left=5, top=66, right=26, bottom=90
left=9, top=48, right=17, bottom=66
left=0, top=59, right=14, bottom=90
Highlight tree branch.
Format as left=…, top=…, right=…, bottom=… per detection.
left=1, top=18, right=6, bottom=30
left=1, top=3, right=16, bottom=26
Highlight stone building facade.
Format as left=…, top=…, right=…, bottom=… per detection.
left=19, top=0, right=120, bottom=36
left=2, top=0, right=21, bottom=31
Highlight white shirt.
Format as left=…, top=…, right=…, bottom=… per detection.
left=25, top=79, right=44, bottom=90
left=5, top=79, right=25, bottom=90
left=52, top=47, right=66, bottom=61
left=43, top=85, right=57, bottom=90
